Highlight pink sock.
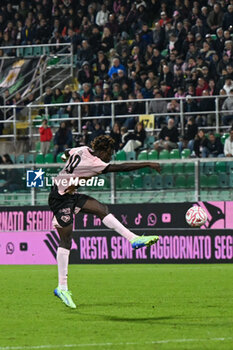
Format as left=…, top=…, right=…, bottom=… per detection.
left=57, top=247, right=70, bottom=291
left=102, top=213, right=138, bottom=241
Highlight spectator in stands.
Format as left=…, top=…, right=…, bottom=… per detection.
left=223, top=4, right=233, bottom=30
left=207, top=3, right=224, bottom=33
left=96, top=4, right=109, bottom=28
left=154, top=118, right=179, bottom=151
left=39, top=119, right=53, bottom=156
left=90, top=122, right=105, bottom=142
left=141, top=79, right=154, bottom=99
left=53, top=122, right=72, bottom=162
left=224, top=128, right=233, bottom=157
left=149, top=89, right=167, bottom=128
left=77, top=61, right=94, bottom=85
left=202, top=132, right=224, bottom=158
left=178, top=117, right=198, bottom=153
left=108, top=57, right=126, bottom=79
left=21, top=18, right=35, bottom=45
left=110, top=122, right=121, bottom=151
left=223, top=76, right=233, bottom=95
left=221, top=88, right=233, bottom=125
left=123, top=121, right=146, bottom=152
left=193, top=129, right=208, bottom=157
left=100, top=26, right=114, bottom=53
left=198, top=89, right=215, bottom=126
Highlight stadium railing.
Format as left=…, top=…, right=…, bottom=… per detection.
left=0, top=157, right=232, bottom=206
left=0, top=94, right=230, bottom=146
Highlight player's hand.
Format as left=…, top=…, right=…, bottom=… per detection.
left=149, top=163, right=161, bottom=173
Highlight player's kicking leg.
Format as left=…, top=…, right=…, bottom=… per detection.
left=53, top=221, right=76, bottom=309
left=80, top=198, right=159, bottom=249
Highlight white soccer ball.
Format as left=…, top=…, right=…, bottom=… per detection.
left=185, top=206, right=207, bottom=227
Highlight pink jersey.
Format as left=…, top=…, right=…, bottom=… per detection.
left=54, top=146, right=109, bottom=195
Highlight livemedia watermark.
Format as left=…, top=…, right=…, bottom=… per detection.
left=26, top=169, right=105, bottom=188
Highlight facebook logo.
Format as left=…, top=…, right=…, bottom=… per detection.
left=26, top=169, right=44, bottom=187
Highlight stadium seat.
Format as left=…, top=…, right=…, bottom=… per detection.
left=148, top=150, right=158, bottom=160
left=162, top=174, right=174, bottom=188
left=120, top=177, right=132, bottom=190
left=60, top=114, right=69, bottom=119
left=200, top=175, right=208, bottom=188
left=24, top=47, right=33, bottom=56
left=137, top=167, right=151, bottom=175
left=229, top=173, right=233, bottom=187
left=221, top=133, right=229, bottom=145
left=181, top=149, right=191, bottom=159
left=143, top=175, right=153, bottom=190
left=116, top=150, right=126, bottom=161
left=153, top=175, right=163, bottom=189
left=133, top=175, right=143, bottom=189
left=219, top=173, right=229, bottom=188
left=170, top=149, right=180, bottom=159
left=33, top=46, right=42, bottom=56
left=161, top=49, right=168, bottom=57
left=159, top=150, right=170, bottom=159
left=173, top=163, right=184, bottom=174
left=175, top=175, right=187, bottom=188
left=227, top=161, right=233, bottom=173
left=25, top=154, right=34, bottom=164
left=44, top=153, right=54, bottom=163
left=207, top=174, right=219, bottom=188
left=137, top=150, right=148, bottom=160
left=204, top=162, right=215, bottom=175
left=145, top=136, right=155, bottom=149
left=161, top=163, right=173, bottom=174
left=186, top=174, right=194, bottom=188
left=126, top=151, right=136, bottom=160
left=56, top=153, right=64, bottom=163
left=16, top=155, right=25, bottom=164
left=35, top=141, right=41, bottom=152
left=9, top=154, right=15, bottom=163
left=35, top=153, right=45, bottom=164
left=216, top=161, right=226, bottom=173
left=184, top=162, right=195, bottom=174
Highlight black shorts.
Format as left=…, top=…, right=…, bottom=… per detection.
left=48, top=186, right=89, bottom=227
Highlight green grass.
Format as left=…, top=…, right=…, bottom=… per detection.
left=0, top=264, right=232, bottom=350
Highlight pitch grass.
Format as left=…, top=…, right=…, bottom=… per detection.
left=0, top=265, right=232, bottom=350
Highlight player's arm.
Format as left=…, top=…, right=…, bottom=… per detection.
left=104, top=162, right=161, bottom=173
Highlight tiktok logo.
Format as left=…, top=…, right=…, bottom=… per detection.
left=135, top=213, right=142, bottom=225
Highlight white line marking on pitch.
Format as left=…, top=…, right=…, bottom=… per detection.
left=0, top=337, right=232, bottom=349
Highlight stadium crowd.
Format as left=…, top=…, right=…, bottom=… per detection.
left=1, top=0, right=233, bottom=157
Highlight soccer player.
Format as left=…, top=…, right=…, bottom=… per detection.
left=49, top=135, right=160, bottom=309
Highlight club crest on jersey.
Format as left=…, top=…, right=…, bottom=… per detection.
left=61, top=215, right=70, bottom=223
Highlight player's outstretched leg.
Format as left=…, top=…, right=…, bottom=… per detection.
left=53, top=222, right=76, bottom=309
left=81, top=198, right=159, bottom=249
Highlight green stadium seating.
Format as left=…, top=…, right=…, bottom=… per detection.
left=116, top=150, right=126, bottom=161
left=159, top=149, right=170, bottom=159
left=137, top=150, right=148, bottom=160
left=216, top=161, right=226, bottom=173
left=143, top=175, right=153, bottom=190
left=219, top=173, right=229, bottom=188
left=187, top=174, right=194, bottom=188
left=145, top=136, right=155, bottom=149
left=175, top=175, right=187, bottom=188
left=204, top=162, right=215, bottom=175
left=16, top=155, right=25, bottom=164
left=221, top=133, right=229, bottom=145
left=24, top=47, right=33, bottom=56
left=227, top=162, right=233, bottom=173
left=170, top=149, right=180, bottom=159
left=25, top=154, right=34, bottom=164
left=162, top=174, right=174, bottom=188
left=33, top=46, right=42, bottom=56
left=200, top=174, right=208, bottom=187
left=153, top=175, right=163, bottom=189
left=181, top=149, right=191, bottom=159
left=173, top=163, right=184, bottom=174
left=56, top=153, right=64, bottom=163
left=133, top=175, right=143, bottom=189
left=120, top=177, right=132, bottom=190
left=44, top=153, right=54, bottom=163
left=126, top=151, right=136, bottom=160
left=35, top=153, right=44, bottom=164
left=184, top=162, right=194, bottom=174
left=207, top=174, right=219, bottom=188
left=9, top=154, right=15, bottom=163
left=161, top=163, right=173, bottom=174
left=148, top=150, right=158, bottom=160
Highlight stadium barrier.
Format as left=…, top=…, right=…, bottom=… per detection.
left=0, top=94, right=230, bottom=145
left=0, top=202, right=232, bottom=264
